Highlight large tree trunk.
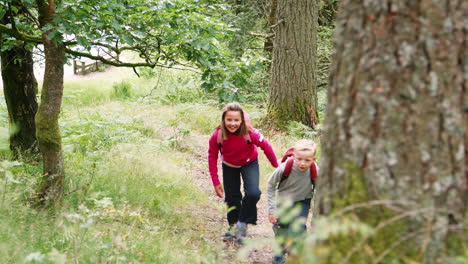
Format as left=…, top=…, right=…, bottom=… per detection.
left=267, top=0, right=319, bottom=128
left=0, top=7, right=39, bottom=158
left=318, top=0, right=467, bottom=262
left=34, top=0, right=65, bottom=208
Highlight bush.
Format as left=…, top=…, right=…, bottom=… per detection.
left=111, top=81, right=133, bottom=99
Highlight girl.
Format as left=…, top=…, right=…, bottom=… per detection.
left=208, top=102, right=278, bottom=242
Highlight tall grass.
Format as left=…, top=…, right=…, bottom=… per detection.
left=0, top=97, right=9, bottom=155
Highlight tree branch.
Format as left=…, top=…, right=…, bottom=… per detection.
left=248, top=32, right=275, bottom=38
left=0, top=23, right=42, bottom=44
left=66, top=48, right=201, bottom=74
left=64, top=48, right=153, bottom=67
left=332, top=200, right=419, bottom=217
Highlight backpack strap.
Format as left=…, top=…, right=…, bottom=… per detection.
left=243, top=133, right=252, bottom=144
left=281, top=147, right=295, bottom=163
left=310, top=162, right=318, bottom=190
left=216, top=130, right=223, bottom=154
left=282, top=157, right=294, bottom=178
left=277, top=157, right=294, bottom=188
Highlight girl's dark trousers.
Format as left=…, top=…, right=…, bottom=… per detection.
left=222, top=159, right=261, bottom=225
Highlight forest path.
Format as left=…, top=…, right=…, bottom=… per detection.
left=187, top=133, right=274, bottom=264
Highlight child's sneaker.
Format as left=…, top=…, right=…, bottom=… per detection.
left=224, top=225, right=235, bottom=239
left=272, top=255, right=286, bottom=264
left=235, top=222, right=248, bottom=243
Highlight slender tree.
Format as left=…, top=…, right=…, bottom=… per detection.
left=33, top=0, right=65, bottom=207
left=268, top=0, right=319, bottom=128
left=318, top=0, right=467, bottom=262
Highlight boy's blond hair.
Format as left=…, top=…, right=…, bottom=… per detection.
left=293, top=139, right=317, bottom=156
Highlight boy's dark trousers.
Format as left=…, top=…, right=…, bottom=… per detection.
left=222, top=159, right=261, bottom=225
left=273, top=198, right=312, bottom=255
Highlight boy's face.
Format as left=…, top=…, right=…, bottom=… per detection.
left=294, top=150, right=316, bottom=172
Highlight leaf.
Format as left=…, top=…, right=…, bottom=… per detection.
left=47, top=31, right=57, bottom=40
left=10, top=6, right=19, bottom=14
left=121, top=35, right=134, bottom=46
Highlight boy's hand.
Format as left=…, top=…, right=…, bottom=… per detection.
left=269, top=214, right=278, bottom=224
left=214, top=184, right=224, bottom=198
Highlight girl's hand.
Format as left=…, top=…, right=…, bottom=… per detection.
left=214, top=184, right=224, bottom=198
left=269, top=214, right=278, bottom=224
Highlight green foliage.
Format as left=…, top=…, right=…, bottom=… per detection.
left=145, top=68, right=210, bottom=105
left=216, top=0, right=269, bottom=57
left=287, top=121, right=320, bottom=139
left=317, top=88, right=328, bottom=121
left=111, top=81, right=133, bottom=99
left=317, top=26, right=334, bottom=92
left=318, top=0, right=338, bottom=27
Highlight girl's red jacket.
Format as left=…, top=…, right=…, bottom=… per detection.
left=208, top=128, right=278, bottom=186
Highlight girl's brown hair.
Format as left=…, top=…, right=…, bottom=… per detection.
left=218, top=102, right=252, bottom=140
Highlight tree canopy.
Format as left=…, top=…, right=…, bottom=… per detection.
left=0, top=0, right=262, bottom=101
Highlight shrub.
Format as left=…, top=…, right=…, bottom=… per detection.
left=111, top=81, right=133, bottom=99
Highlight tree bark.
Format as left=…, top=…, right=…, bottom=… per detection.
left=318, top=0, right=467, bottom=262
left=0, top=6, right=39, bottom=158
left=263, top=0, right=277, bottom=54
left=34, top=0, right=65, bottom=208
left=268, top=0, right=319, bottom=128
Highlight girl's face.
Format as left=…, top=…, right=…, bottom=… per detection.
left=224, top=110, right=242, bottom=133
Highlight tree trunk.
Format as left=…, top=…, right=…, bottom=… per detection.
left=267, top=0, right=319, bottom=128
left=318, top=0, right=467, bottom=262
left=34, top=0, right=65, bottom=208
left=0, top=8, right=39, bottom=158
left=263, top=0, right=277, bottom=54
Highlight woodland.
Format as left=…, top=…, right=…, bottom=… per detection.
left=0, top=0, right=466, bottom=263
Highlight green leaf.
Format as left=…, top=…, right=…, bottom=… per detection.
left=42, top=24, right=54, bottom=32
left=47, top=30, right=57, bottom=40
left=10, top=6, right=18, bottom=14
left=121, top=35, right=134, bottom=46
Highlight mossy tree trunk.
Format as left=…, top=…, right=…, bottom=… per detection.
left=318, top=0, right=467, bottom=262
left=267, top=0, right=319, bottom=129
left=0, top=6, right=39, bottom=158
left=34, top=0, right=65, bottom=208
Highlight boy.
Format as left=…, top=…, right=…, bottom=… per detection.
left=266, top=139, right=318, bottom=264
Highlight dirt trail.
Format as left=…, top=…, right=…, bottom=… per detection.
left=189, top=134, right=274, bottom=264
